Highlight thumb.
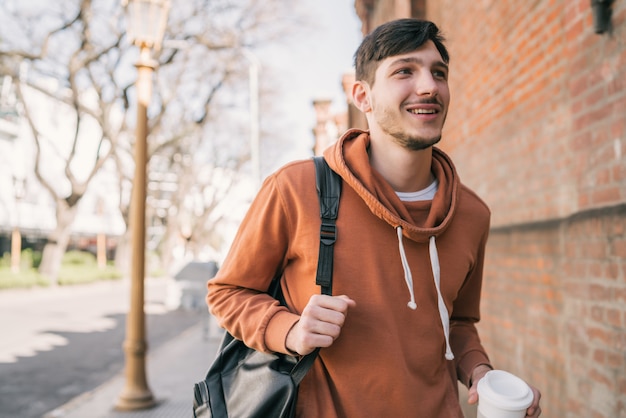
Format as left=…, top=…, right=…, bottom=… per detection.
left=467, top=387, right=478, bottom=405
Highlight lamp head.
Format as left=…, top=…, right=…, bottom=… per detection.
left=122, top=0, right=170, bottom=51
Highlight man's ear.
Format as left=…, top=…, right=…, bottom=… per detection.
left=351, top=80, right=371, bottom=113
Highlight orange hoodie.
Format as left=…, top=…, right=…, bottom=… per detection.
left=207, top=130, right=492, bottom=417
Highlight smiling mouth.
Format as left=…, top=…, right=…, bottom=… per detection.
left=409, top=109, right=437, bottom=114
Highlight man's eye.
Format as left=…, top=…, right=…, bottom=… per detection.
left=396, top=68, right=412, bottom=75
left=433, top=70, right=447, bottom=80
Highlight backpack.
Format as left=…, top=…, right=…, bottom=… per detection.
left=192, top=156, right=341, bottom=418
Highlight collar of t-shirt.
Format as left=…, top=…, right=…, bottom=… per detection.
left=395, top=178, right=439, bottom=202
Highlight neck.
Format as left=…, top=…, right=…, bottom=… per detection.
left=368, top=138, right=434, bottom=193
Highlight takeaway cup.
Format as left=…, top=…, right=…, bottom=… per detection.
left=476, top=370, right=534, bottom=418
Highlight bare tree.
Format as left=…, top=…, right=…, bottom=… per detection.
left=0, top=0, right=307, bottom=283
left=115, top=0, right=305, bottom=274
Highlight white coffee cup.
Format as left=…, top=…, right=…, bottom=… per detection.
left=476, top=370, right=533, bottom=418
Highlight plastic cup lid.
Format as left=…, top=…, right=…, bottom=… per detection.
left=477, top=370, right=534, bottom=410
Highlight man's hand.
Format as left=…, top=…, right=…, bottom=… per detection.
left=286, top=294, right=356, bottom=355
left=524, top=385, right=542, bottom=417
left=467, top=364, right=491, bottom=405
left=468, top=365, right=542, bottom=417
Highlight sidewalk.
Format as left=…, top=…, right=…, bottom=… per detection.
left=44, top=314, right=224, bottom=418
left=42, top=316, right=479, bottom=418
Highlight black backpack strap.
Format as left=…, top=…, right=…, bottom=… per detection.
left=291, top=156, right=342, bottom=384
left=313, top=156, right=341, bottom=296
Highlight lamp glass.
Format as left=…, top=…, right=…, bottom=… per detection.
left=124, top=0, right=169, bottom=50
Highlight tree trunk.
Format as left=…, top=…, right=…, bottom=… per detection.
left=114, top=229, right=132, bottom=278
left=38, top=202, right=78, bottom=285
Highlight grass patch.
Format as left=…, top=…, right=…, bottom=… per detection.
left=57, top=264, right=123, bottom=285
left=0, top=268, right=49, bottom=289
left=0, top=250, right=123, bottom=290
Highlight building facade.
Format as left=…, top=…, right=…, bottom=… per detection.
left=329, top=1, right=625, bottom=417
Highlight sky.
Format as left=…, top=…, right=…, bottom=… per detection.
left=258, top=0, right=363, bottom=164
left=207, top=0, right=362, bottom=259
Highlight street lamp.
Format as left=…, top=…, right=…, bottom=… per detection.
left=116, top=0, right=169, bottom=411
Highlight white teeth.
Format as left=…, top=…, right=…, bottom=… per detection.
left=410, top=109, right=436, bottom=114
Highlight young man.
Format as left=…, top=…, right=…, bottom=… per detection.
left=207, top=18, right=541, bottom=417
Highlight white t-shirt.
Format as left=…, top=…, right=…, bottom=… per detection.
left=396, top=178, right=439, bottom=202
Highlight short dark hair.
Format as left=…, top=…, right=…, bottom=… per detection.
left=354, top=19, right=449, bottom=85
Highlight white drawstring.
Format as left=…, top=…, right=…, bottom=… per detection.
left=396, top=227, right=418, bottom=310
left=395, top=226, right=454, bottom=360
left=429, top=236, right=454, bottom=360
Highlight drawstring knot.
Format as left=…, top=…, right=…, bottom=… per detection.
left=396, top=227, right=418, bottom=310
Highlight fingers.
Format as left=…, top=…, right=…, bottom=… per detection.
left=336, top=295, right=357, bottom=307
left=466, top=387, right=478, bottom=405
left=286, top=295, right=356, bottom=355
left=526, top=386, right=542, bottom=417
left=299, top=295, right=354, bottom=339
left=466, top=364, right=491, bottom=406
left=303, top=295, right=355, bottom=323
left=527, top=407, right=542, bottom=417
left=526, top=406, right=542, bottom=417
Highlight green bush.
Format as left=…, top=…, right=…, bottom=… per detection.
left=31, top=249, right=43, bottom=269
left=0, top=249, right=42, bottom=270
left=0, top=253, right=9, bottom=269
left=62, top=250, right=97, bottom=266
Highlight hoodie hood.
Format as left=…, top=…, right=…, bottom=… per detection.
left=324, top=129, right=459, bottom=360
left=324, top=129, right=460, bottom=243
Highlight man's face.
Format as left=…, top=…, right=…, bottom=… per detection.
left=364, top=40, right=450, bottom=150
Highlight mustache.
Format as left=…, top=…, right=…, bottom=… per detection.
left=405, top=97, right=443, bottom=107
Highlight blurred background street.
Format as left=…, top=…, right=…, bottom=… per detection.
left=0, top=278, right=216, bottom=418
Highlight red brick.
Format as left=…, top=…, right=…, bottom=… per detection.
left=589, top=283, right=612, bottom=300
left=606, top=308, right=622, bottom=327
left=593, top=348, right=606, bottom=364
left=591, top=187, right=622, bottom=205
left=586, top=326, right=612, bottom=345
left=589, top=368, right=613, bottom=390
left=612, top=239, right=626, bottom=258
left=605, top=262, right=620, bottom=280
left=607, top=351, right=623, bottom=368
left=591, top=305, right=605, bottom=321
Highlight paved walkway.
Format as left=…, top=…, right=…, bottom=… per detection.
left=44, top=314, right=223, bottom=418
left=34, top=281, right=477, bottom=418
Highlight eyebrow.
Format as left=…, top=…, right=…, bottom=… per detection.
left=389, top=57, right=449, bottom=71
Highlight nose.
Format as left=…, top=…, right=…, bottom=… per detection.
left=416, top=71, right=439, bottom=97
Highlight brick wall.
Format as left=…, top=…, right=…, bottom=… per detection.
left=430, top=0, right=626, bottom=228
left=426, top=0, right=626, bottom=416
left=482, top=206, right=626, bottom=417
left=352, top=0, right=626, bottom=416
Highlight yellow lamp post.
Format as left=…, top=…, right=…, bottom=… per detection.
left=116, top=0, right=169, bottom=411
